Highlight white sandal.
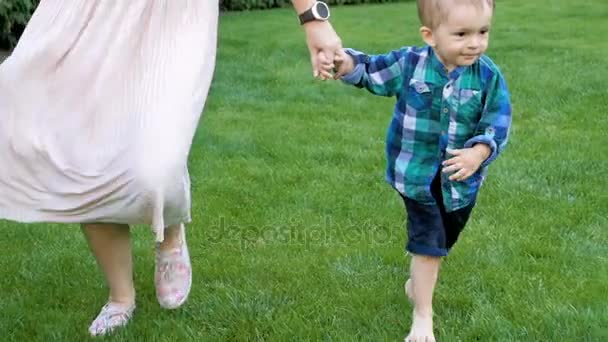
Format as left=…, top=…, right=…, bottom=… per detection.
left=88, top=302, right=135, bottom=336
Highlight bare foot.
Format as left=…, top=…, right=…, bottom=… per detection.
left=405, top=278, right=414, bottom=304
left=405, top=311, right=435, bottom=342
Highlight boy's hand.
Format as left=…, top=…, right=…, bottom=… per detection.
left=333, top=49, right=355, bottom=79
left=442, top=144, right=491, bottom=182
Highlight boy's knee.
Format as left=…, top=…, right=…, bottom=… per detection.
left=412, top=254, right=442, bottom=262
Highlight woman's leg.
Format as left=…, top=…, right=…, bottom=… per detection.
left=82, top=223, right=136, bottom=336
left=159, top=223, right=184, bottom=251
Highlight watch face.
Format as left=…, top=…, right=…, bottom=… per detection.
left=315, top=2, right=330, bottom=19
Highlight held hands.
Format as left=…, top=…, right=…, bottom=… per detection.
left=301, top=21, right=355, bottom=80
left=332, top=49, right=354, bottom=79
left=442, top=144, right=491, bottom=182
left=311, top=48, right=354, bottom=80
left=303, top=21, right=342, bottom=80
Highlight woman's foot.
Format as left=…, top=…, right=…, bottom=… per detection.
left=88, top=301, right=135, bottom=336
left=155, top=224, right=192, bottom=309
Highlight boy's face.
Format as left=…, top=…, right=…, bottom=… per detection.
left=421, top=2, right=493, bottom=71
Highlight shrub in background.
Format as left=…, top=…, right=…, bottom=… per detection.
left=0, top=0, right=38, bottom=49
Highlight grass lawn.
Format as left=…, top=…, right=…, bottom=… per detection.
left=1, top=0, right=607, bottom=340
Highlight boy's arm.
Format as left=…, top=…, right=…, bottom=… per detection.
left=464, top=72, right=512, bottom=168
left=339, top=47, right=411, bottom=97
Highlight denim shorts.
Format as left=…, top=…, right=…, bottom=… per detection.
left=400, top=172, right=476, bottom=257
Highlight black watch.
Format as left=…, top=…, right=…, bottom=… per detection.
left=298, top=1, right=330, bottom=25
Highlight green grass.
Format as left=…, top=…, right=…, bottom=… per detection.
left=1, top=0, right=607, bottom=340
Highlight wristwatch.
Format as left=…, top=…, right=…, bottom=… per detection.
left=298, top=1, right=331, bottom=25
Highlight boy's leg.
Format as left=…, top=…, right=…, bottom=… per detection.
left=401, top=170, right=474, bottom=341
left=401, top=194, right=444, bottom=342
left=406, top=254, right=441, bottom=342
left=401, top=173, right=445, bottom=342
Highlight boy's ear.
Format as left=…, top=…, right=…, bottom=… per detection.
left=419, top=26, right=436, bottom=47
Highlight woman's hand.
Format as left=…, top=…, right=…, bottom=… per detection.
left=303, top=21, right=342, bottom=80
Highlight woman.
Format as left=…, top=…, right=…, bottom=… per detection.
left=0, top=0, right=341, bottom=336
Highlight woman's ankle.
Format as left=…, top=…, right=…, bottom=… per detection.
left=109, top=290, right=136, bottom=307
left=159, top=224, right=184, bottom=251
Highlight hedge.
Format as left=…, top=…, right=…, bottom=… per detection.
left=0, top=0, right=38, bottom=49
left=0, top=0, right=408, bottom=49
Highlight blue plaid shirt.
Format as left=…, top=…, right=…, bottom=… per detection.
left=342, top=45, right=512, bottom=211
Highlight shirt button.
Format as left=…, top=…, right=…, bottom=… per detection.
left=443, top=108, right=449, bottom=113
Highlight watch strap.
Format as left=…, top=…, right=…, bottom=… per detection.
left=298, top=8, right=316, bottom=25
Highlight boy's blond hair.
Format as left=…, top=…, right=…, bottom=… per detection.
left=417, top=0, right=495, bottom=29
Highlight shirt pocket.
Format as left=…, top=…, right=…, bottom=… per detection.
left=403, top=79, right=440, bottom=148
left=456, top=88, right=483, bottom=132
left=406, top=79, right=433, bottom=114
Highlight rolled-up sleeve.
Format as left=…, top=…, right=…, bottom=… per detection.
left=464, top=72, right=512, bottom=168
